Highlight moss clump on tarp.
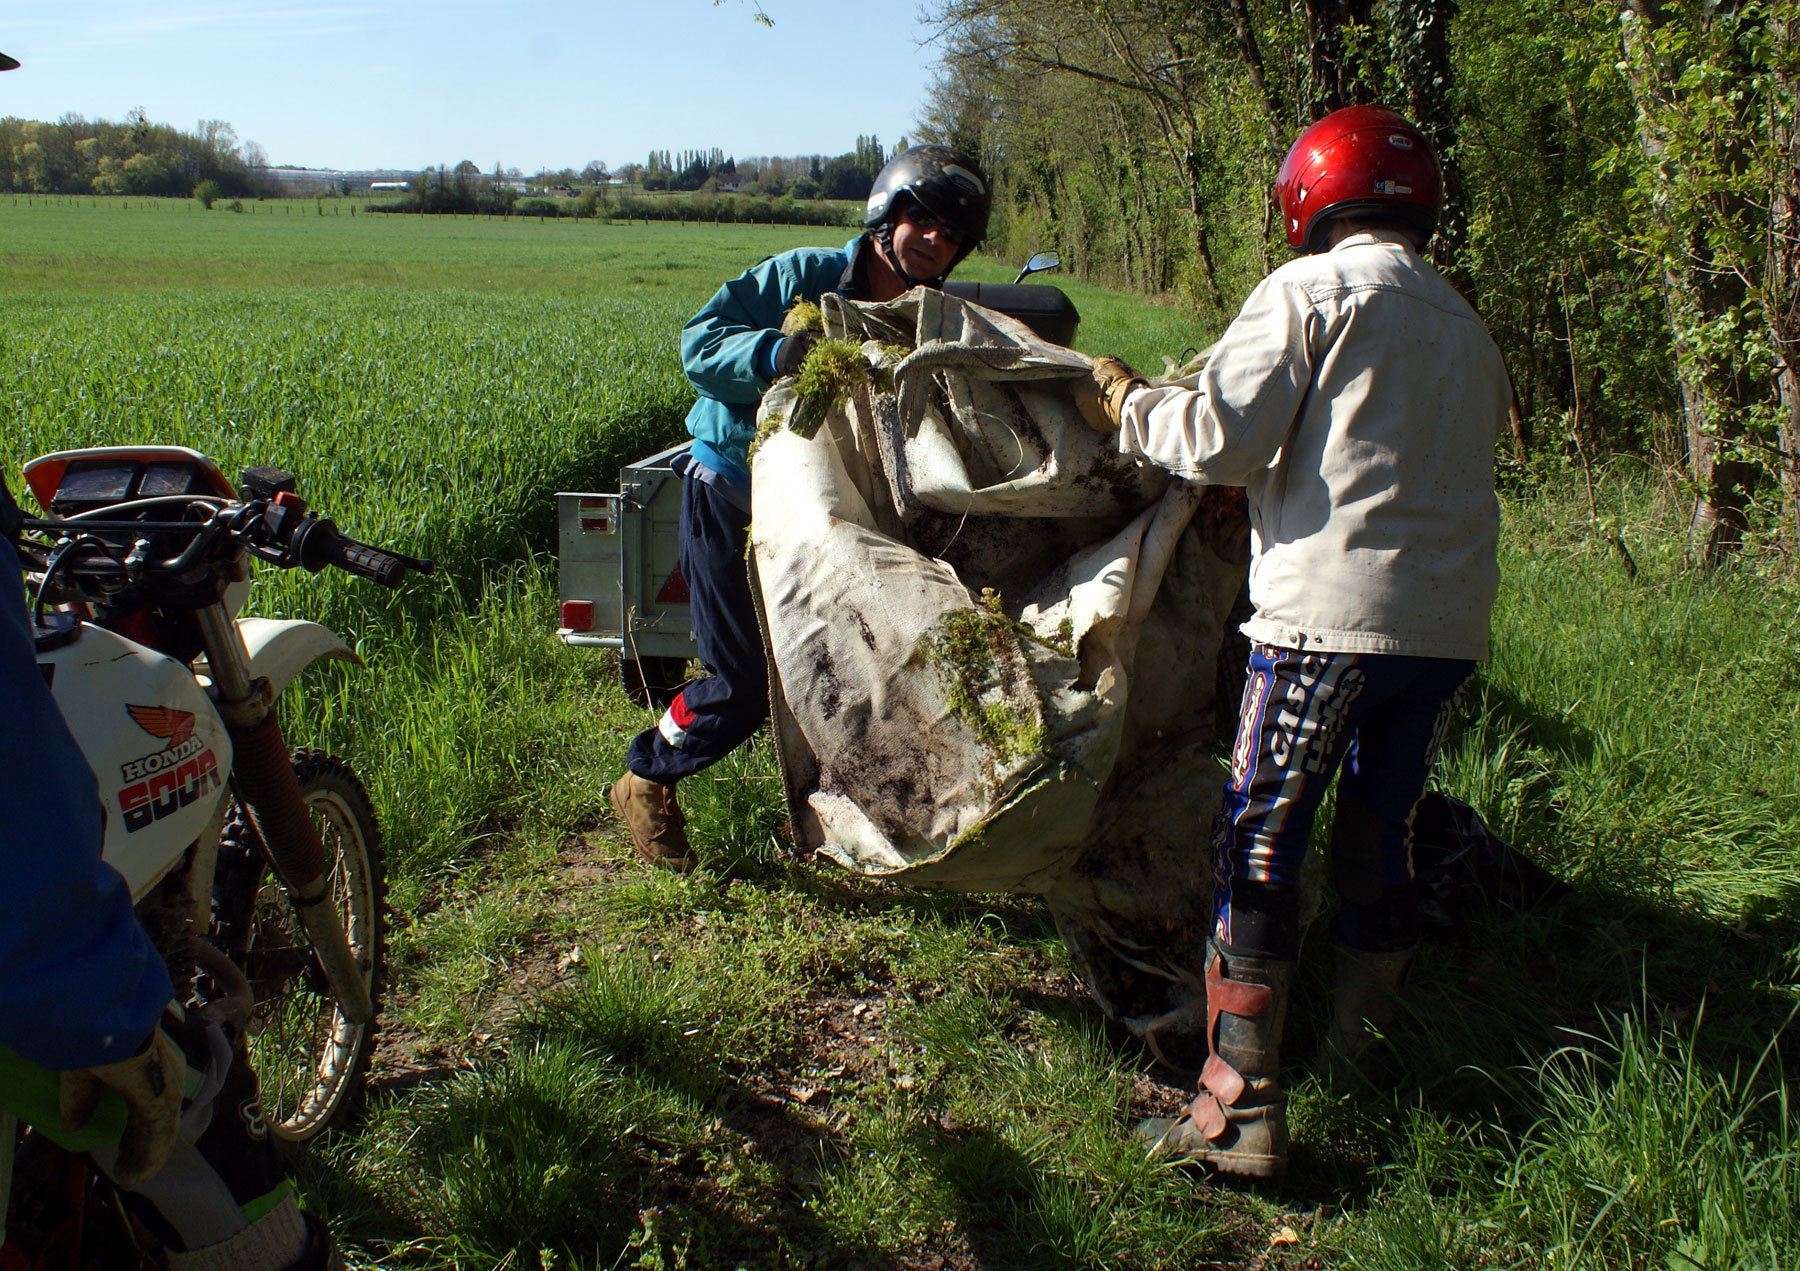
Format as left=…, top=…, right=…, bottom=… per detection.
left=783, top=298, right=824, bottom=336
left=949, top=820, right=989, bottom=853
left=795, top=339, right=868, bottom=412
left=980, top=587, right=1078, bottom=660
left=791, top=338, right=869, bottom=437
left=872, top=342, right=911, bottom=392
left=922, top=601, right=1048, bottom=763
left=984, top=588, right=1076, bottom=659
left=745, top=408, right=787, bottom=468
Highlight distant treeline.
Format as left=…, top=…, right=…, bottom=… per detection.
left=631, top=136, right=891, bottom=201
left=606, top=193, right=857, bottom=227
left=0, top=110, right=262, bottom=198
left=370, top=166, right=860, bottom=228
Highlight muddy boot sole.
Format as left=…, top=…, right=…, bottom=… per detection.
left=1134, top=1110, right=1287, bottom=1179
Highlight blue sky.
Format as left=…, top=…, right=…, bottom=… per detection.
left=2, top=2, right=946, bottom=172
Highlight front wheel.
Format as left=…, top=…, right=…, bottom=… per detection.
left=211, top=749, right=385, bottom=1150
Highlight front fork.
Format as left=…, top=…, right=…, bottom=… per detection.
left=192, top=602, right=375, bottom=1025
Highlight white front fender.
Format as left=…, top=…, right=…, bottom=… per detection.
left=234, top=617, right=362, bottom=696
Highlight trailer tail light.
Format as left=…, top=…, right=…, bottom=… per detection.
left=561, top=600, right=594, bottom=631
left=580, top=497, right=612, bottom=533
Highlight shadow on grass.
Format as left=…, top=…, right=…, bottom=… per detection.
left=314, top=1034, right=852, bottom=1267
left=1263, top=861, right=1800, bottom=1209
left=1476, top=678, right=1607, bottom=770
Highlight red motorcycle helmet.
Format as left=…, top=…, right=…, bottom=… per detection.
left=1275, top=105, right=1441, bottom=254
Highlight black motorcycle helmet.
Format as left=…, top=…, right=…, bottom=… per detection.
left=864, top=145, right=990, bottom=284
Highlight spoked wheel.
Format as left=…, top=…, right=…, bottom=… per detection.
left=211, top=748, right=385, bottom=1150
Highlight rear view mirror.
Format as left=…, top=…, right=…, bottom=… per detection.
left=1014, top=252, right=1061, bottom=284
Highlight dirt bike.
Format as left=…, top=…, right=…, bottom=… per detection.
left=1, top=444, right=432, bottom=1267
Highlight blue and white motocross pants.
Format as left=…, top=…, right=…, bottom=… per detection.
left=1211, top=643, right=1475, bottom=960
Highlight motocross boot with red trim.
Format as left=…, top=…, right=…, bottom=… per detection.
left=1135, top=942, right=1295, bottom=1179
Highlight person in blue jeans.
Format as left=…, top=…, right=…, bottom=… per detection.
left=1079, top=106, right=1509, bottom=1179
left=611, top=146, right=990, bottom=870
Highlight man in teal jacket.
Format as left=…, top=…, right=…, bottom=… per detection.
left=613, top=146, right=990, bottom=869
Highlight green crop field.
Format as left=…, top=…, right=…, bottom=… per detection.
left=4, top=200, right=1797, bottom=1270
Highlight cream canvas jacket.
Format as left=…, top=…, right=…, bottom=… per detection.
left=1116, top=229, right=1507, bottom=661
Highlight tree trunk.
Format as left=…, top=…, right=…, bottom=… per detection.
left=1763, top=9, right=1800, bottom=551
left=1304, top=0, right=1377, bottom=117
left=1620, top=0, right=1758, bottom=563
left=1772, top=363, right=1800, bottom=551
left=1393, top=0, right=1476, bottom=295
left=1184, top=149, right=1225, bottom=308
left=1225, top=0, right=1289, bottom=146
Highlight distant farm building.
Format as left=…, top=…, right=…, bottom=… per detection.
left=369, top=181, right=408, bottom=191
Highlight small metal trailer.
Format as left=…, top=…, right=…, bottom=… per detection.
left=556, top=266, right=1080, bottom=707
left=556, top=441, right=696, bottom=706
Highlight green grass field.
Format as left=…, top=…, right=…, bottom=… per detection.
left=4, top=200, right=1797, bottom=1270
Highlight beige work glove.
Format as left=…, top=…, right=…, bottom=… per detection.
left=1072, top=356, right=1148, bottom=433
left=60, top=1026, right=185, bottom=1190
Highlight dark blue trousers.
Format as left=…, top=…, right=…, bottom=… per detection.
left=625, top=473, right=768, bottom=785
left=1211, top=644, right=1475, bottom=958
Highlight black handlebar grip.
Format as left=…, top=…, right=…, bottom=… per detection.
left=328, top=534, right=409, bottom=587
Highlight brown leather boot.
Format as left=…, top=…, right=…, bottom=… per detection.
left=1135, top=943, right=1294, bottom=1179
left=608, top=772, right=697, bottom=872
left=1318, top=944, right=1414, bottom=1088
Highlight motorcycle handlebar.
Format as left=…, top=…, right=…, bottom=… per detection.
left=20, top=499, right=436, bottom=591
left=321, top=531, right=412, bottom=588
left=290, top=517, right=435, bottom=588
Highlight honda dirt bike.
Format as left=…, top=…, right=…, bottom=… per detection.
left=1, top=445, right=431, bottom=1267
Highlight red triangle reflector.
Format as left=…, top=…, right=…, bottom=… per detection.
left=656, top=564, right=690, bottom=604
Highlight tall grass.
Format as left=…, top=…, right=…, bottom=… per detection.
left=1325, top=1011, right=1799, bottom=1270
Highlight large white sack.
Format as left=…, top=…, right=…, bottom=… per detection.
left=750, top=288, right=1251, bottom=1060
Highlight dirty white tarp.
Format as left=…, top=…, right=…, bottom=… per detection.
left=750, top=288, right=1251, bottom=1059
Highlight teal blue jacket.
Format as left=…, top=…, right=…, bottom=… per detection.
left=683, top=235, right=870, bottom=488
